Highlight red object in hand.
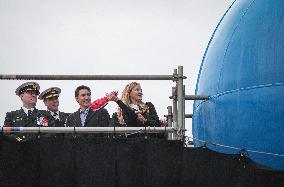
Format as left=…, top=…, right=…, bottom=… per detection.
left=90, top=91, right=118, bottom=111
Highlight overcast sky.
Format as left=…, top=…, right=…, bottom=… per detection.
left=0, top=0, right=233, bottom=135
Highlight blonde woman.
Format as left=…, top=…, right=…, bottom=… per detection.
left=108, top=82, right=161, bottom=127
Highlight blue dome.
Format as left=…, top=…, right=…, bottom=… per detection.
left=193, top=0, right=284, bottom=169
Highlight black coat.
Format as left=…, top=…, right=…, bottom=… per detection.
left=38, top=111, right=70, bottom=138
left=66, top=108, right=110, bottom=127
left=111, top=100, right=164, bottom=138
left=4, top=108, right=49, bottom=142
left=42, top=111, right=70, bottom=127
left=4, top=108, right=48, bottom=127
left=111, top=100, right=161, bottom=127
left=66, top=108, right=110, bottom=138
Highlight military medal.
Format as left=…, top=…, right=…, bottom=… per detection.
left=36, top=116, right=49, bottom=126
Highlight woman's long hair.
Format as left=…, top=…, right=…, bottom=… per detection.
left=117, top=82, right=149, bottom=125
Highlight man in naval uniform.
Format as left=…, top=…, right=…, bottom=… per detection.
left=4, top=81, right=49, bottom=142
left=38, top=87, right=70, bottom=127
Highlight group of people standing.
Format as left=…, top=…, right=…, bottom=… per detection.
left=3, top=81, right=164, bottom=141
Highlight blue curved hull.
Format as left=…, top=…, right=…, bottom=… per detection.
left=193, top=0, right=284, bottom=169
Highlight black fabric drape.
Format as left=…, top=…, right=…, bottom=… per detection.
left=39, top=136, right=73, bottom=186
left=0, top=135, right=283, bottom=187
left=0, top=138, right=40, bottom=186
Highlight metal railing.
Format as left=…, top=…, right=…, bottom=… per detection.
left=0, top=66, right=185, bottom=139
left=1, top=127, right=176, bottom=134
left=0, top=66, right=208, bottom=139
left=0, top=75, right=174, bottom=80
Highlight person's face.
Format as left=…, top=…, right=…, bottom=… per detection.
left=76, top=89, right=91, bottom=109
left=129, top=84, right=143, bottom=103
left=44, top=96, right=59, bottom=112
left=20, top=90, right=38, bottom=106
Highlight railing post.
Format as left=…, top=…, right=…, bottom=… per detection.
left=172, top=86, right=177, bottom=127
left=167, top=106, right=173, bottom=140
left=183, top=85, right=186, bottom=130
left=172, top=69, right=179, bottom=140
left=177, top=66, right=185, bottom=138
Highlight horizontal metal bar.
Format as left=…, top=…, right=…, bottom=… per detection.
left=185, top=95, right=208, bottom=100
left=185, top=114, right=192, bottom=118
left=1, top=127, right=176, bottom=134
left=0, top=74, right=174, bottom=80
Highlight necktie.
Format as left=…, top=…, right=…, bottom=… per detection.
left=28, top=110, right=32, bottom=116
left=53, top=113, right=59, bottom=119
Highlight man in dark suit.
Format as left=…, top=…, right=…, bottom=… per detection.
left=66, top=85, right=110, bottom=128
left=4, top=82, right=49, bottom=142
left=38, top=87, right=70, bottom=127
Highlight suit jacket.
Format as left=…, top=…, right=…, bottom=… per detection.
left=66, top=108, right=110, bottom=138
left=4, top=108, right=49, bottom=142
left=66, top=108, right=110, bottom=127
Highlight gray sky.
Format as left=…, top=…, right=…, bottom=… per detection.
left=0, top=0, right=233, bottom=135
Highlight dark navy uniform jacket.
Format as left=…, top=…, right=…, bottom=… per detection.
left=4, top=108, right=48, bottom=127
left=42, top=111, right=70, bottom=127
left=3, top=108, right=49, bottom=142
